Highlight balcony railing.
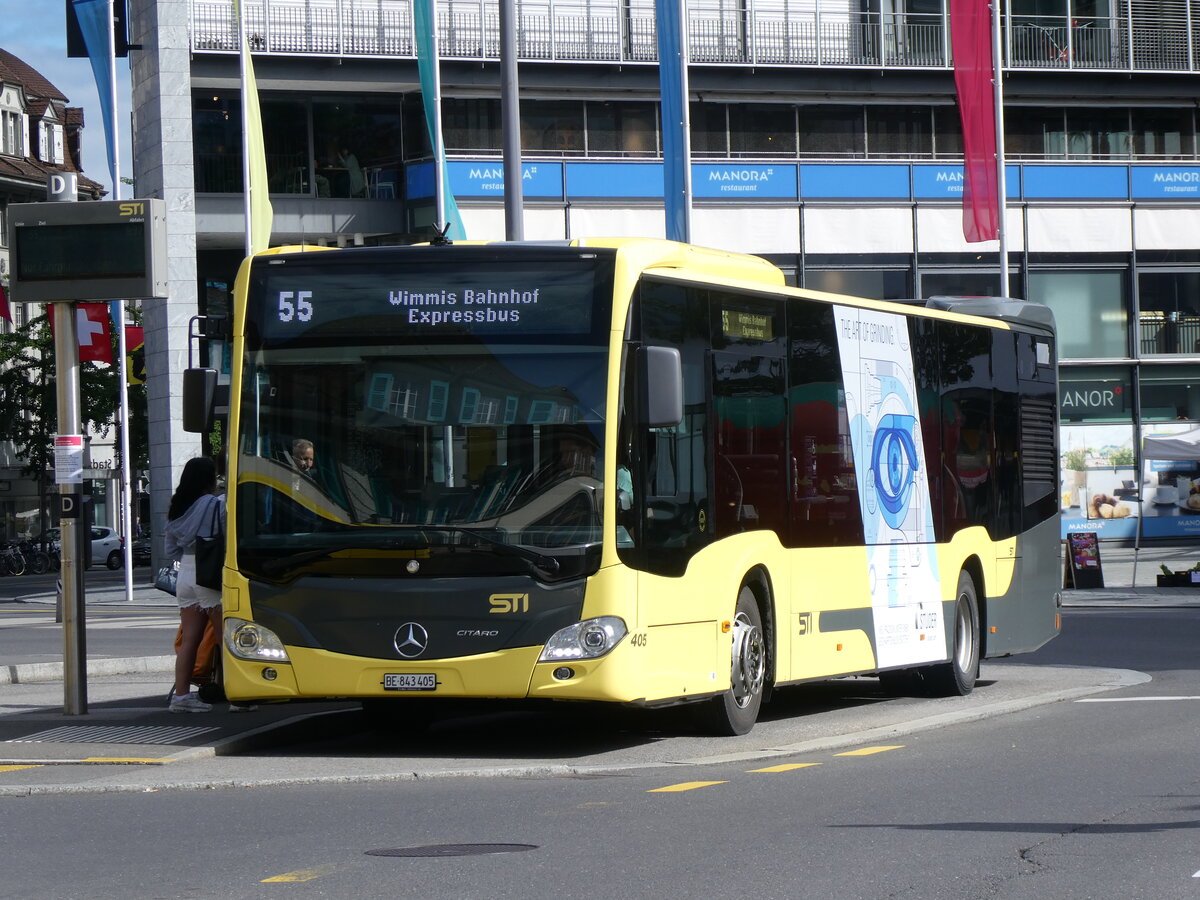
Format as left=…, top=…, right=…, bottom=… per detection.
left=191, top=0, right=1200, bottom=73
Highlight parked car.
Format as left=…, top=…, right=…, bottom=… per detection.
left=30, top=526, right=125, bottom=569
left=131, top=536, right=152, bottom=567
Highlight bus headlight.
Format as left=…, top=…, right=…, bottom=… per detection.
left=223, top=617, right=291, bottom=663
left=539, top=616, right=627, bottom=662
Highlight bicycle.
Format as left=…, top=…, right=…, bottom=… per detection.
left=17, top=540, right=50, bottom=575
left=0, top=543, right=26, bottom=577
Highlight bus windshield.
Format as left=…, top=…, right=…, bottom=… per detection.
left=233, top=248, right=615, bottom=583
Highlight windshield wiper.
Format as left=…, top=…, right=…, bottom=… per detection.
left=416, top=525, right=561, bottom=576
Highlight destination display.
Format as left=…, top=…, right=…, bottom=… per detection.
left=248, top=255, right=613, bottom=343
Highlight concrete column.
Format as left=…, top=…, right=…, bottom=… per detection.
left=129, top=0, right=201, bottom=561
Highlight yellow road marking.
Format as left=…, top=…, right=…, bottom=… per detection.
left=835, top=745, right=905, bottom=757
left=0, top=765, right=42, bottom=773
left=747, top=763, right=822, bottom=773
left=648, top=781, right=729, bottom=793
left=261, top=865, right=337, bottom=883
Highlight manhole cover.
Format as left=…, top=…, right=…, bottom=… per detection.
left=365, top=844, right=537, bottom=858
left=7, top=725, right=219, bottom=745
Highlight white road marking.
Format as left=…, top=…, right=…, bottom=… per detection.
left=1077, top=696, right=1200, bottom=702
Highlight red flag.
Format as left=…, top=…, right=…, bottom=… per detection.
left=50, top=303, right=114, bottom=363
left=951, top=0, right=999, bottom=243
left=0, top=284, right=10, bottom=323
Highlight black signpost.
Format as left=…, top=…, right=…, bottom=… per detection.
left=1064, top=531, right=1104, bottom=589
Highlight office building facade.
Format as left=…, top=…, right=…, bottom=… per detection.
left=131, top=0, right=1200, bottom=543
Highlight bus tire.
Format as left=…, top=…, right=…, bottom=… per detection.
left=701, top=584, right=766, bottom=736
left=923, top=570, right=980, bottom=697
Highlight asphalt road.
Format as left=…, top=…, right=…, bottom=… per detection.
left=0, top=606, right=1197, bottom=898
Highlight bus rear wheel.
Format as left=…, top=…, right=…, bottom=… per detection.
left=923, top=570, right=980, bottom=697
left=701, top=585, right=765, bottom=736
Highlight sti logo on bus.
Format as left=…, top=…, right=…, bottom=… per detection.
left=489, top=593, right=530, bottom=614
left=118, top=201, right=146, bottom=217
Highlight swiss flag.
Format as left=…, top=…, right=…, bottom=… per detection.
left=76, top=304, right=114, bottom=363
left=0, top=283, right=10, bottom=323
left=49, top=303, right=114, bottom=364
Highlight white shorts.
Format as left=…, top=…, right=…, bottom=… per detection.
left=176, top=552, right=222, bottom=611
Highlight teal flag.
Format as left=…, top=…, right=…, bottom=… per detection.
left=414, top=0, right=466, bottom=239
left=72, top=0, right=117, bottom=183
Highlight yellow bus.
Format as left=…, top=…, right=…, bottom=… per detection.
left=187, top=238, right=1061, bottom=735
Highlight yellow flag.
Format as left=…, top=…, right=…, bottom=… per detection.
left=236, top=0, right=273, bottom=254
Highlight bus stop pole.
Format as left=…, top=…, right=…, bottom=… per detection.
left=53, top=302, right=88, bottom=715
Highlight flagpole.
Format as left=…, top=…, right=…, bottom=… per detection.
left=427, top=0, right=448, bottom=233
left=991, top=0, right=1009, bottom=288
left=102, top=0, right=135, bottom=600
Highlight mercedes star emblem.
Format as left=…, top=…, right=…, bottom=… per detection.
left=394, top=622, right=430, bottom=658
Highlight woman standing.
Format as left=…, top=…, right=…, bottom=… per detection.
left=164, top=456, right=224, bottom=713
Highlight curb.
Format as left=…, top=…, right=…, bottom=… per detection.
left=0, top=665, right=1147, bottom=796
left=0, top=655, right=175, bottom=686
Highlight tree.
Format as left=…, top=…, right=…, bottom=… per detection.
left=0, top=309, right=148, bottom=531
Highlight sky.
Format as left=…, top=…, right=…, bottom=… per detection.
left=4, top=2, right=134, bottom=199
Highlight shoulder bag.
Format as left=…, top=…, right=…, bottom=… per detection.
left=154, top=559, right=179, bottom=596
left=194, top=497, right=225, bottom=591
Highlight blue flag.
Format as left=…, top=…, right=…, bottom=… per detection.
left=414, top=0, right=466, bottom=239
left=656, top=0, right=691, bottom=243
left=72, top=0, right=118, bottom=185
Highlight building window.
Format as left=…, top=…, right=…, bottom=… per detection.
left=798, top=105, right=864, bottom=158
left=690, top=103, right=728, bottom=156
left=1138, top=271, right=1200, bottom=355
left=1140, top=365, right=1200, bottom=421
left=587, top=101, right=657, bottom=156
left=729, top=104, right=796, bottom=156
left=1, top=110, right=23, bottom=157
left=1006, top=108, right=1066, bottom=159
left=443, top=98, right=501, bottom=153
left=803, top=269, right=910, bottom=299
left=867, top=106, right=932, bottom=158
left=1028, top=271, right=1128, bottom=360
left=1132, top=108, right=1194, bottom=159
left=521, top=101, right=584, bottom=155
left=1066, top=108, right=1129, bottom=159
left=193, top=94, right=243, bottom=193
left=313, top=98, right=403, bottom=198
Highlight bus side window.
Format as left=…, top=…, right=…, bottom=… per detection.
left=940, top=324, right=994, bottom=535
left=786, top=301, right=865, bottom=547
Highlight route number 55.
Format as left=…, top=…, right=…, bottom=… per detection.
left=278, top=290, right=313, bottom=323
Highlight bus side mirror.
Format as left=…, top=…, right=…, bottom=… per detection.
left=182, top=367, right=217, bottom=433
left=644, top=346, right=683, bottom=428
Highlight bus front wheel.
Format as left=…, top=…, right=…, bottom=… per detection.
left=701, top=584, right=766, bottom=736
left=923, top=570, right=980, bottom=697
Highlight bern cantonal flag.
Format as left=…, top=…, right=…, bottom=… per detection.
left=48, top=303, right=114, bottom=364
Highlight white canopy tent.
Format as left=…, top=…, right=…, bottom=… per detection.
left=1134, top=427, right=1200, bottom=584
left=1142, top=427, right=1200, bottom=461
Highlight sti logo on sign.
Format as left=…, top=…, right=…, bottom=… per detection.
left=1061, top=382, right=1125, bottom=413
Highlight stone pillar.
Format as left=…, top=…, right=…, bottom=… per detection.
left=129, top=0, right=200, bottom=562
